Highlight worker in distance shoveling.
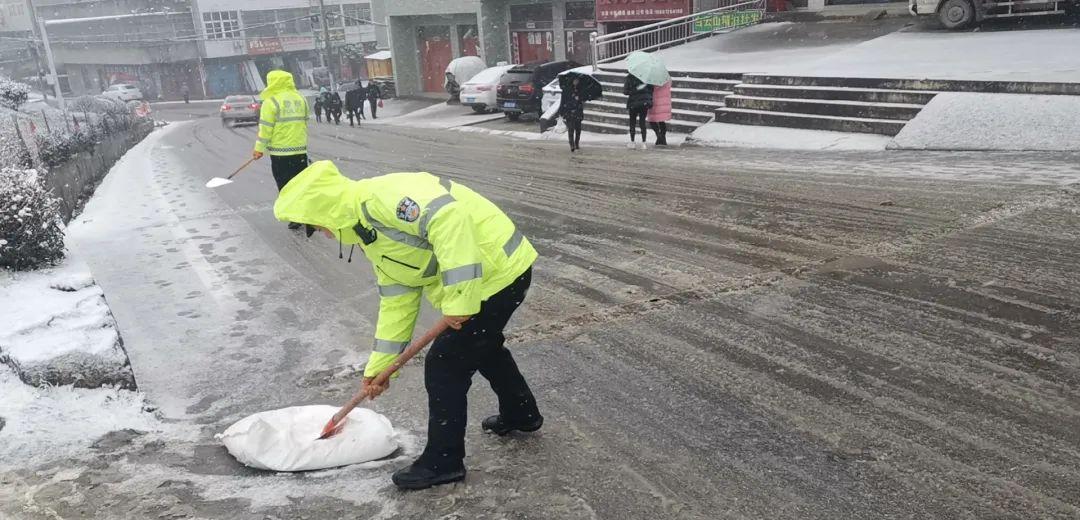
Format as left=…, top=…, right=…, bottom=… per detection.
left=252, top=70, right=310, bottom=230
left=273, top=160, right=544, bottom=490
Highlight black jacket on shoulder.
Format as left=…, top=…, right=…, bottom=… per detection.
left=623, top=74, right=654, bottom=111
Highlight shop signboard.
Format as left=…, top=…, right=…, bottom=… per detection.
left=692, top=10, right=763, bottom=32
left=247, top=38, right=284, bottom=55
left=595, top=0, right=690, bottom=22
left=281, top=35, right=316, bottom=52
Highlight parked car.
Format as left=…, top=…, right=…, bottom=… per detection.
left=220, top=95, right=261, bottom=126
left=496, top=60, right=581, bottom=121
left=461, top=64, right=517, bottom=113
left=102, top=83, right=143, bottom=102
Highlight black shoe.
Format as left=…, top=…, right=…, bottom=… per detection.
left=287, top=222, right=302, bottom=230
left=391, top=462, right=465, bottom=490
left=482, top=414, right=543, bottom=436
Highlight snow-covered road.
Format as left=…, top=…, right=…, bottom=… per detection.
left=3, top=106, right=1079, bottom=519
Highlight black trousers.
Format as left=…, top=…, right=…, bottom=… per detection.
left=270, top=153, right=309, bottom=191
left=346, top=108, right=362, bottom=126
left=418, top=268, right=540, bottom=472
left=564, top=115, right=582, bottom=150
left=628, top=106, right=648, bottom=141
left=650, top=121, right=668, bottom=145
left=368, top=99, right=378, bottom=119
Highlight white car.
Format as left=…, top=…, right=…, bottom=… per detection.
left=102, top=84, right=143, bottom=102
left=540, top=78, right=561, bottom=115
left=460, top=64, right=516, bottom=114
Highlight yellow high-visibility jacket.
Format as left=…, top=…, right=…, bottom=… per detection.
left=273, top=161, right=538, bottom=377
left=254, top=70, right=309, bottom=156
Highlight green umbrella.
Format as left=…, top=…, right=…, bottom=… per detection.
left=626, top=51, right=670, bottom=86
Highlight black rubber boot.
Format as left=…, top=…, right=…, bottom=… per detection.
left=481, top=414, right=543, bottom=436
left=391, top=462, right=466, bottom=490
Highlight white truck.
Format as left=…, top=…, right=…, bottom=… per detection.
left=910, top=0, right=1077, bottom=29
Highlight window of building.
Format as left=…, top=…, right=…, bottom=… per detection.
left=342, top=3, right=372, bottom=26
left=565, top=1, right=596, bottom=20
left=241, top=10, right=278, bottom=38
left=509, top=4, right=553, bottom=22
left=203, top=11, right=240, bottom=39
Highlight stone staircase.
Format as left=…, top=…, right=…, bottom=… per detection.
left=715, top=75, right=939, bottom=136
left=583, top=68, right=740, bottom=135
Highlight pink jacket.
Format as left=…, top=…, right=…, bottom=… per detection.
left=647, top=81, right=672, bottom=123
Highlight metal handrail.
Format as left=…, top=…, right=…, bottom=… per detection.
left=590, top=0, right=766, bottom=67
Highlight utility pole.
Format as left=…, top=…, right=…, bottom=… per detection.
left=317, top=0, right=335, bottom=88
left=37, top=18, right=64, bottom=110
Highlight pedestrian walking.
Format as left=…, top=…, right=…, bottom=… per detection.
left=345, top=81, right=367, bottom=127
left=560, top=77, right=586, bottom=152
left=648, top=80, right=672, bottom=146
left=623, top=73, right=653, bottom=149
left=252, top=70, right=310, bottom=230
left=313, top=95, right=324, bottom=124
left=181, top=83, right=190, bottom=104
left=366, top=81, right=382, bottom=119
left=273, top=161, right=543, bottom=491
left=328, top=90, right=343, bottom=125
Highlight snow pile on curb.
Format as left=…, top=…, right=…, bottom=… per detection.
left=0, top=254, right=136, bottom=389
left=889, top=93, right=1080, bottom=152
left=687, top=122, right=891, bottom=151
left=0, top=368, right=158, bottom=471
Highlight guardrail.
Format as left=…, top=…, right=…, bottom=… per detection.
left=590, top=0, right=766, bottom=66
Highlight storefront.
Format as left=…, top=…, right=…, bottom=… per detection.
left=564, top=1, right=597, bottom=64
left=509, top=4, right=554, bottom=64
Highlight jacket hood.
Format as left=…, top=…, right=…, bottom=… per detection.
left=260, top=70, right=297, bottom=100
left=273, top=160, right=367, bottom=245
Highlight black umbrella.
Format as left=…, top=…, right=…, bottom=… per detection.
left=558, top=71, right=603, bottom=102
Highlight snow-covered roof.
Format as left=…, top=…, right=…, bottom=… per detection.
left=365, top=51, right=392, bottom=60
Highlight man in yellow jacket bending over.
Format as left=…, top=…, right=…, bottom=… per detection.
left=274, top=160, right=542, bottom=490
left=253, top=70, right=309, bottom=230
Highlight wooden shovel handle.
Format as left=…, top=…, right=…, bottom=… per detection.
left=226, top=157, right=257, bottom=180
left=330, top=319, right=455, bottom=424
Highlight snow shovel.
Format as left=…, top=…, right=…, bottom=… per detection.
left=205, top=157, right=256, bottom=188
left=318, top=319, right=456, bottom=440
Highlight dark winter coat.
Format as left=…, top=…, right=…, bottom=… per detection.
left=623, top=74, right=654, bottom=111
left=366, top=83, right=381, bottom=100
left=327, top=92, right=343, bottom=111
left=559, top=85, right=585, bottom=122
left=345, top=87, right=366, bottom=112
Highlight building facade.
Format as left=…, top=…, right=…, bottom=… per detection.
left=22, top=0, right=384, bottom=100
left=387, top=0, right=605, bottom=96
left=192, top=0, right=382, bottom=98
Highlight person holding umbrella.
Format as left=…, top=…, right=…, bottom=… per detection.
left=624, top=52, right=671, bottom=150
left=557, top=69, right=603, bottom=152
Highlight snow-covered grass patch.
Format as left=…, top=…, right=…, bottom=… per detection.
left=688, top=122, right=891, bottom=151
left=0, top=368, right=159, bottom=471
left=889, top=93, right=1080, bottom=152
left=0, top=252, right=135, bottom=389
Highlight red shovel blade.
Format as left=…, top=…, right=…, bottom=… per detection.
left=318, top=416, right=347, bottom=440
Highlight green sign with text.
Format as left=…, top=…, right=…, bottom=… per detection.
left=693, top=10, right=763, bottom=32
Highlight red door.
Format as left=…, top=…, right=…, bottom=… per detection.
left=421, top=35, right=453, bottom=93
left=513, top=31, right=553, bottom=64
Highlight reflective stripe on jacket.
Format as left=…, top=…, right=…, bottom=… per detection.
left=272, top=161, right=538, bottom=377
left=255, top=70, right=309, bottom=156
